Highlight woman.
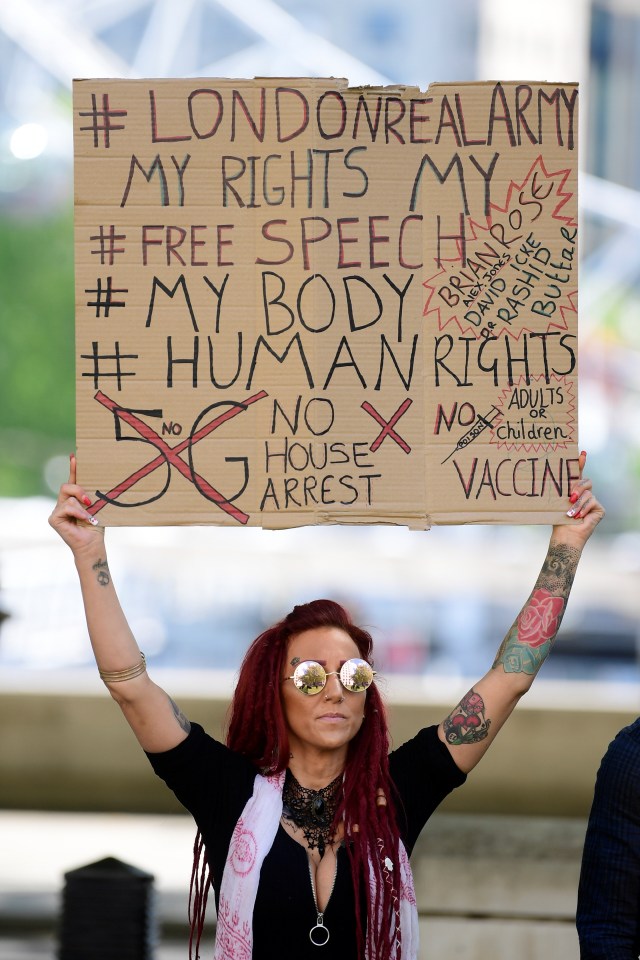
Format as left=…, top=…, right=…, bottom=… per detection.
left=49, top=453, right=604, bottom=960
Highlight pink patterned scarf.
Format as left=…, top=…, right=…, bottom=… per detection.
left=213, top=771, right=418, bottom=959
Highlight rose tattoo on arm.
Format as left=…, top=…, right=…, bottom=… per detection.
left=493, top=542, right=580, bottom=676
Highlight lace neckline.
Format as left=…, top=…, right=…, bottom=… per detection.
left=281, top=768, right=342, bottom=857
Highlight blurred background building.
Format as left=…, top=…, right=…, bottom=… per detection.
left=1, top=3, right=639, bottom=959
left=1, top=0, right=639, bottom=685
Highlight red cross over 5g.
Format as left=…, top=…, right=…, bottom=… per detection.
left=87, top=389, right=268, bottom=525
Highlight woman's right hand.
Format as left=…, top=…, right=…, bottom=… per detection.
left=49, top=454, right=104, bottom=555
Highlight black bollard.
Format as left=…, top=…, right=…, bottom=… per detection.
left=58, top=856, right=157, bottom=959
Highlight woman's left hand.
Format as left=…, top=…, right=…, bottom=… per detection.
left=553, top=451, right=605, bottom=549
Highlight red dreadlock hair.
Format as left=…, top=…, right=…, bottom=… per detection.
left=189, top=599, right=404, bottom=960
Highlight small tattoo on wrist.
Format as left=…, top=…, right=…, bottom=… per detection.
left=92, top=558, right=110, bottom=587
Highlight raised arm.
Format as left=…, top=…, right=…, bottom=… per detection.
left=48, top=455, right=191, bottom=753
left=438, top=454, right=605, bottom=774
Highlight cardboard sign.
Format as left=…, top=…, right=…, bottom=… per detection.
left=73, top=78, right=579, bottom=529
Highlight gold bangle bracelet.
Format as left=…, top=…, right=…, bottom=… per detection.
left=99, top=652, right=146, bottom=683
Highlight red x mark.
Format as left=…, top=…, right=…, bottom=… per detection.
left=87, top=389, right=268, bottom=524
left=361, top=398, right=413, bottom=454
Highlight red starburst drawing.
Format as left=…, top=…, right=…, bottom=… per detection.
left=489, top=374, right=576, bottom=452
left=422, top=157, right=577, bottom=341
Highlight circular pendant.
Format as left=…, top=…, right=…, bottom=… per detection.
left=309, top=923, right=330, bottom=946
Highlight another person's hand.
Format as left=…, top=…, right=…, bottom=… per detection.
left=554, top=451, right=605, bottom=549
left=49, top=454, right=104, bottom=555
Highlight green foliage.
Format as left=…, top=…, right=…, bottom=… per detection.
left=0, top=208, right=75, bottom=495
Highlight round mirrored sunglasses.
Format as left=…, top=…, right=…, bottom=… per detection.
left=283, top=658, right=376, bottom=695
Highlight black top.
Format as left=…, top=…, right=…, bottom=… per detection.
left=147, top=722, right=466, bottom=960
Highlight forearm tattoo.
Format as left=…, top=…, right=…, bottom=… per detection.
left=169, top=696, right=191, bottom=734
left=443, top=688, right=491, bottom=745
left=92, top=558, right=110, bottom=587
left=493, top=542, right=581, bottom=675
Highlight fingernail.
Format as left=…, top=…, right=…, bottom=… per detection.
left=566, top=508, right=575, bottom=517
left=574, top=511, right=582, bottom=519
left=569, top=491, right=579, bottom=503
left=581, top=450, right=587, bottom=459
left=82, top=496, right=92, bottom=506
left=88, top=517, right=99, bottom=526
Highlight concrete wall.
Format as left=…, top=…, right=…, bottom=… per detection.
left=416, top=813, right=586, bottom=959
left=1, top=671, right=636, bottom=816
left=3, top=673, right=632, bottom=959
left=0, top=808, right=588, bottom=960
